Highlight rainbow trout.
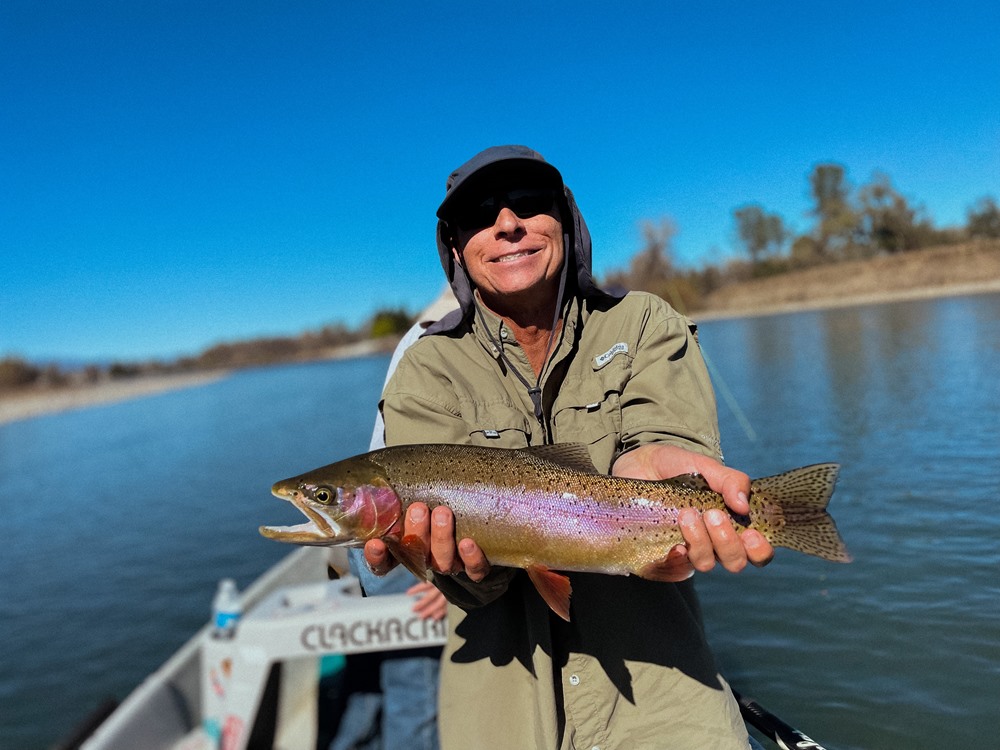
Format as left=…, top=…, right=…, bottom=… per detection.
left=261, top=443, right=850, bottom=620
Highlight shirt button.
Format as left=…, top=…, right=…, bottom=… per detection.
left=569, top=674, right=580, bottom=686
left=500, top=328, right=508, bottom=339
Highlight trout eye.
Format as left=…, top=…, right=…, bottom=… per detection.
left=313, top=487, right=334, bottom=505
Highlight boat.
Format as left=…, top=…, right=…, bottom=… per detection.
left=73, top=543, right=828, bottom=750
left=79, top=546, right=445, bottom=750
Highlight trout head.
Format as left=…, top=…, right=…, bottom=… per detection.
left=259, top=455, right=402, bottom=547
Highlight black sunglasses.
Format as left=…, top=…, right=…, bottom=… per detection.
left=453, top=187, right=559, bottom=231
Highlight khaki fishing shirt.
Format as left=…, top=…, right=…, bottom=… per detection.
left=381, top=291, right=749, bottom=750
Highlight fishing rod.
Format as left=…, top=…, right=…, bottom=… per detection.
left=733, top=690, right=832, bottom=750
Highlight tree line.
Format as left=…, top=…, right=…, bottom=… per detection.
left=604, top=162, right=999, bottom=311
left=0, top=308, right=414, bottom=393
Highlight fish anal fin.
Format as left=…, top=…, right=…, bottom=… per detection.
left=637, top=547, right=695, bottom=582
left=523, top=443, right=599, bottom=474
left=526, top=565, right=573, bottom=621
left=385, top=534, right=433, bottom=581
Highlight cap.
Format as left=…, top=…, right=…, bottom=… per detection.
left=436, top=145, right=564, bottom=222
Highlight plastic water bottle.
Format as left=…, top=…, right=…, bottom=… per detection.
left=211, top=578, right=242, bottom=639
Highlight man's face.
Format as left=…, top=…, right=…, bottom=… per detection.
left=451, top=185, right=565, bottom=309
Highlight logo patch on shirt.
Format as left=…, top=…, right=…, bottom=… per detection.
left=594, top=342, right=628, bottom=369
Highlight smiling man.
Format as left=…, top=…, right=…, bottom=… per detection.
left=366, top=145, right=772, bottom=749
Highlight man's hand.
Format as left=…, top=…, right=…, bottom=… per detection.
left=613, top=444, right=774, bottom=579
left=363, top=502, right=492, bottom=582
left=408, top=580, right=448, bottom=621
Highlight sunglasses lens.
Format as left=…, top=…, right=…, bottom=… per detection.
left=455, top=188, right=556, bottom=230
left=506, top=188, right=556, bottom=217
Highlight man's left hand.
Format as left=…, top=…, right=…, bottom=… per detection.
left=612, top=443, right=774, bottom=579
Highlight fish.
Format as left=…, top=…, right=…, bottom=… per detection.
left=260, top=443, right=850, bottom=621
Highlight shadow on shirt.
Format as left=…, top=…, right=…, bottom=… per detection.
left=449, top=570, right=725, bottom=703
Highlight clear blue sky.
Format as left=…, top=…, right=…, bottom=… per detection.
left=3, top=1, right=998, bottom=362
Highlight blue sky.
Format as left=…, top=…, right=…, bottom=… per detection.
left=3, top=1, right=998, bottom=362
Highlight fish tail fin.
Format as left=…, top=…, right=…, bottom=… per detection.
left=526, top=565, right=573, bottom=622
left=754, top=463, right=852, bottom=563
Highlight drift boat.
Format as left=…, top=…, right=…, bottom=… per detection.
left=72, top=545, right=828, bottom=750
left=77, top=547, right=445, bottom=750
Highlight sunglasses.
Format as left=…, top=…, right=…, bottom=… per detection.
left=453, top=187, right=559, bottom=231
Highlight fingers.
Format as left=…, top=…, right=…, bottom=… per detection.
left=399, top=502, right=452, bottom=572
left=457, top=537, right=491, bottom=582
left=741, top=528, right=775, bottom=567
left=679, top=508, right=719, bottom=572
left=718, top=473, right=752, bottom=515
left=679, top=507, right=754, bottom=573
left=428, top=505, right=458, bottom=573
left=407, top=581, right=448, bottom=621
left=363, top=538, right=395, bottom=576
left=406, top=503, right=492, bottom=581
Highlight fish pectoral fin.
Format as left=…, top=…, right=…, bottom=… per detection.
left=385, top=534, right=433, bottom=581
left=526, top=565, right=573, bottom=622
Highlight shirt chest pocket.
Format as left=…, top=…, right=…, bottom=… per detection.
left=551, top=357, right=630, bottom=468
left=460, top=398, right=534, bottom=448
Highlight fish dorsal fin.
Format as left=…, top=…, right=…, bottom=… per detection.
left=663, top=472, right=713, bottom=492
left=522, top=443, right=600, bottom=474
left=526, top=565, right=573, bottom=621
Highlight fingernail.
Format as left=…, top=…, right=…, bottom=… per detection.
left=680, top=509, right=699, bottom=527
left=433, top=508, right=450, bottom=526
left=738, top=491, right=749, bottom=506
left=706, top=509, right=724, bottom=526
left=409, top=506, right=425, bottom=523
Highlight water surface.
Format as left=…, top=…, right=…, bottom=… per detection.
left=697, top=293, right=1000, bottom=749
left=2, top=295, right=998, bottom=749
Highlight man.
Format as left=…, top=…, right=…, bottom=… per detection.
left=365, top=145, right=773, bottom=749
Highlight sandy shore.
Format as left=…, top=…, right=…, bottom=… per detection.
left=0, top=338, right=397, bottom=427
left=0, top=372, right=230, bottom=426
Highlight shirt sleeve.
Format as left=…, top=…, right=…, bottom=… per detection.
left=381, top=354, right=469, bottom=447
left=617, top=297, right=723, bottom=461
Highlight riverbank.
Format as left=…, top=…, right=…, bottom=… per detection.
left=0, top=372, right=231, bottom=426
left=0, top=338, right=394, bottom=427
left=696, top=240, right=1000, bottom=320
left=3, top=241, right=997, bottom=426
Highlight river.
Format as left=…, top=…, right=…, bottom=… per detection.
left=1, top=292, right=998, bottom=749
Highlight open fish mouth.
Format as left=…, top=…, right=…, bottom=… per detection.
left=259, top=487, right=342, bottom=545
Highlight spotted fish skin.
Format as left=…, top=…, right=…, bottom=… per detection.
left=261, top=443, right=852, bottom=571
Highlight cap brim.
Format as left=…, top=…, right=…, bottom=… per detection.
left=437, top=159, right=563, bottom=220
